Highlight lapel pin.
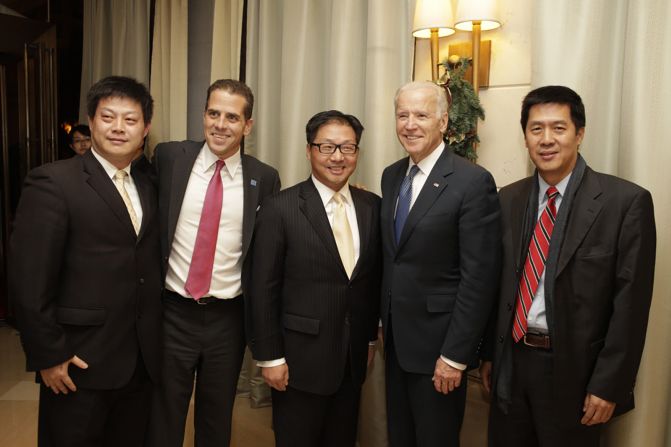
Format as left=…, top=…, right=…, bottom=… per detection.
left=250, top=179, right=257, bottom=186
left=433, top=182, right=439, bottom=187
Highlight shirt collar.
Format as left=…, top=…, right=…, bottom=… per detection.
left=201, top=142, right=241, bottom=178
left=408, top=141, right=445, bottom=175
left=311, top=175, right=353, bottom=207
left=90, top=147, right=131, bottom=179
left=537, top=171, right=572, bottom=200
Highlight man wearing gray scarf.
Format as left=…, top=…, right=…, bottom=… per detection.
left=481, top=85, right=656, bottom=447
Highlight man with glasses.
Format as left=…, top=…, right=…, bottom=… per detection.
left=249, top=110, right=381, bottom=447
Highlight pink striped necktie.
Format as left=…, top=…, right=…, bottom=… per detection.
left=185, top=160, right=225, bottom=300
left=512, top=186, right=559, bottom=342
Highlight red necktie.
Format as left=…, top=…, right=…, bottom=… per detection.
left=512, top=186, right=559, bottom=342
left=185, top=160, right=225, bottom=300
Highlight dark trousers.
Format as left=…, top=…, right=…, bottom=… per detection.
left=385, top=324, right=467, bottom=447
left=38, top=355, right=151, bottom=447
left=146, top=291, right=246, bottom=447
left=271, top=369, right=361, bottom=447
left=488, top=343, right=601, bottom=447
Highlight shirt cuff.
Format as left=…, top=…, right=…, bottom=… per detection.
left=256, top=358, right=286, bottom=368
left=440, top=355, right=467, bottom=371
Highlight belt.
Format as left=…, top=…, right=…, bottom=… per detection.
left=523, top=332, right=551, bottom=350
left=163, top=289, right=241, bottom=306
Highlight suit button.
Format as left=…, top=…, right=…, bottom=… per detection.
left=139, top=278, right=145, bottom=284
left=498, top=335, right=504, bottom=343
left=507, top=302, right=512, bottom=311
left=345, top=316, right=351, bottom=325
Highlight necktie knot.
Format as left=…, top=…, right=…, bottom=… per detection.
left=115, top=169, right=128, bottom=181
left=332, top=192, right=345, bottom=206
left=546, top=186, right=559, bottom=200
left=408, top=164, right=420, bottom=180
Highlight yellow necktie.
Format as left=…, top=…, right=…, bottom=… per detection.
left=332, top=193, right=355, bottom=277
left=113, top=170, right=140, bottom=234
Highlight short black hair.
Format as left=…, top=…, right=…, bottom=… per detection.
left=69, top=124, right=90, bottom=144
left=521, top=85, right=585, bottom=132
left=86, top=76, right=154, bottom=125
left=305, top=110, right=364, bottom=145
left=205, top=79, right=254, bottom=120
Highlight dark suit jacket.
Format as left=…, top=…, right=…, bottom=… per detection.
left=249, top=179, right=382, bottom=395
left=151, top=140, right=280, bottom=297
left=490, top=165, right=656, bottom=425
left=9, top=150, right=163, bottom=389
left=380, top=148, right=501, bottom=374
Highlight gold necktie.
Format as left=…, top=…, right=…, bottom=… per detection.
left=332, top=193, right=355, bottom=277
left=113, top=170, right=140, bottom=234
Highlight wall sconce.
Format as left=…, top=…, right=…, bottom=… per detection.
left=454, top=0, right=501, bottom=95
left=412, top=0, right=455, bottom=82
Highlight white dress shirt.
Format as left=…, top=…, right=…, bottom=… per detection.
left=396, top=142, right=466, bottom=371
left=165, top=144, right=244, bottom=300
left=91, top=148, right=143, bottom=224
left=526, top=172, right=571, bottom=333
left=257, top=177, right=361, bottom=368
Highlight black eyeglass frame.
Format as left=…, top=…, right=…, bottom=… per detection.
left=310, top=142, right=359, bottom=155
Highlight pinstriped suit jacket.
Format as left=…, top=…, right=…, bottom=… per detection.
left=249, top=178, right=382, bottom=395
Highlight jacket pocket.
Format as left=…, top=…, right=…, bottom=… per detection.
left=283, top=313, right=320, bottom=335
left=56, top=306, right=106, bottom=326
left=426, top=295, right=457, bottom=313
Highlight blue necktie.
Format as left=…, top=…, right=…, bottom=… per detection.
left=394, top=165, right=420, bottom=244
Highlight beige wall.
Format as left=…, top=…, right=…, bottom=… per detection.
left=413, top=0, right=532, bottom=187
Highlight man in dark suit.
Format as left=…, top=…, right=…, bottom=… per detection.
left=480, top=85, right=656, bottom=447
left=10, top=76, right=161, bottom=446
left=249, top=110, right=381, bottom=447
left=380, top=81, right=501, bottom=447
left=147, top=79, right=280, bottom=447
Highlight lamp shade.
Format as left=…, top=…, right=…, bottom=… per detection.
left=412, top=0, right=455, bottom=38
left=454, top=0, right=501, bottom=31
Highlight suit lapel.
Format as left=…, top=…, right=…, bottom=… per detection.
left=386, top=160, right=407, bottom=251
left=397, top=149, right=453, bottom=251
left=83, top=151, right=136, bottom=237
left=167, top=142, right=201, bottom=248
left=241, top=154, right=260, bottom=261
left=299, top=179, right=347, bottom=278
left=351, top=188, right=372, bottom=279
left=556, top=169, right=603, bottom=275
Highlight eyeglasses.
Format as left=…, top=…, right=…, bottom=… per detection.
left=310, top=143, right=359, bottom=155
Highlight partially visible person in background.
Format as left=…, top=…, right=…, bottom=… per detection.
left=68, top=124, right=92, bottom=155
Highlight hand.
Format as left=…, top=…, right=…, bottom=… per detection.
left=479, top=361, right=493, bottom=395
left=262, top=363, right=289, bottom=391
left=432, top=358, right=463, bottom=394
left=581, top=393, right=616, bottom=425
left=367, top=344, right=376, bottom=368
left=40, top=355, right=88, bottom=394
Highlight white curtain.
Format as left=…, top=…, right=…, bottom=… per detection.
left=148, top=0, right=189, bottom=154
left=534, top=1, right=671, bottom=445
left=210, top=0, right=245, bottom=82
left=245, top=0, right=415, bottom=193
left=78, top=0, right=151, bottom=123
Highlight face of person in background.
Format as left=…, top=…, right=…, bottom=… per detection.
left=69, top=130, right=92, bottom=155
left=203, top=89, right=254, bottom=160
left=306, top=122, right=359, bottom=192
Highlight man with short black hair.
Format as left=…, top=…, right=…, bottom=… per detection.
left=68, top=124, right=92, bottom=155
left=147, top=79, right=280, bottom=447
left=481, top=85, right=657, bottom=447
left=10, top=76, right=161, bottom=446
left=249, top=110, right=381, bottom=447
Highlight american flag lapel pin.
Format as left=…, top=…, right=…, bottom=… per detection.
left=251, top=179, right=257, bottom=187
left=433, top=182, right=439, bottom=187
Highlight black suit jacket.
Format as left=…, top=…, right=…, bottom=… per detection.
left=152, top=140, right=280, bottom=297
left=490, top=165, right=656, bottom=425
left=249, top=179, right=382, bottom=395
left=9, top=150, right=163, bottom=389
left=380, top=148, right=501, bottom=374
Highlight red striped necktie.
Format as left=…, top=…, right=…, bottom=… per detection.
left=512, top=186, right=559, bottom=342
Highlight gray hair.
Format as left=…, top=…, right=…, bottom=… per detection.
left=393, top=81, right=449, bottom=117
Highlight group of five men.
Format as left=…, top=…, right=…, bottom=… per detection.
left=10, top=75, right=655, bottom=447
